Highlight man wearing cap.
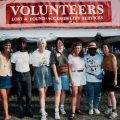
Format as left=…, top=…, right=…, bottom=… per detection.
left=11, top=37, right=33, bottom=118
left=31, top=39, right=52, bottom=120
left=84, top=42, right=103, bottom=115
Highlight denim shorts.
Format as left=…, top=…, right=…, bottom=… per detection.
left=34, top=66, right=52, bottom=88
left=53, top=74, right=69, bottom=91
left=0, top=76, right=13, bottom=89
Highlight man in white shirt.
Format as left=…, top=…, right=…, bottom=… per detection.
left=84, top=42, right=103, bottom=115
left=11, top=37, right=33, bottom=118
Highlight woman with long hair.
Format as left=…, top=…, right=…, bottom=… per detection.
left=102, top=44, right=118, bottom=119
left=68, top=42, right=86, bottom=119
left=0, top=39, right=12, bottom=120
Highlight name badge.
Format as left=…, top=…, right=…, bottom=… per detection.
left=57, top=53, right=61, bottom=57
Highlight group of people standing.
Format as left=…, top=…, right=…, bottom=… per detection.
left=0, top=37, right=118, bottom=120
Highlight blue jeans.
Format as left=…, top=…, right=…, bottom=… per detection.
left=86, top=82, right=102, bottom=109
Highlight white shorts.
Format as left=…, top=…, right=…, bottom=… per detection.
left=71, top=72, right=86, bottom=86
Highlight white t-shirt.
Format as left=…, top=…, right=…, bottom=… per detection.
left=11, top=51, right=30, bottom=72
left=68, top=54, right=86, bottom=86
left=84, top=54, right=103, bottom=82
left=68, top=54, right=85, bottom=71
left=31, top=49, right=51, bottom=67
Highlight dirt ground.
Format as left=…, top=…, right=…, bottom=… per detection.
left=0, top=91, right=120, bottom=120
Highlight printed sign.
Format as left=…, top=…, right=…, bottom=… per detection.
left=0, top=0, right=120, bottom=29
left=6, top=2, right=111, bottom=24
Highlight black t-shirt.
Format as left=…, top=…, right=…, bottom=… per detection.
left=50, top=49, right=68, bottom=67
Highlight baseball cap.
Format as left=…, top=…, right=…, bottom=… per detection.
left=88, top=42, right=97, bottom=49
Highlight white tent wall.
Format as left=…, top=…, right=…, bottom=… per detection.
left=0, top=28, right=120, bottom=42
left=0, top=0, right=120, bottom=42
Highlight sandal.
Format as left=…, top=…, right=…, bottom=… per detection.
left=69, top=113, right=75, bottom=120
left=76, top=109, right=84, bottom=115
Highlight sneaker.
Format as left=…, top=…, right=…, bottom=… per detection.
left=88, top=109, right=93, bottom=115
left=41, top=114, right=46, bottom=120
left=39, top=109, right=48, bottom=116
left=109, top=112, right=118, bottom=119
left=60, top=107, right=66, bottom=115
left=55, top=112, right=60, bottom=120
left=94, top=108, right=100, bottom=114
left=104, top=108, right=112, bottom=115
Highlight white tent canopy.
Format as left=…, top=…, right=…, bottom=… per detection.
left=0, top=28, right=120, bottom=42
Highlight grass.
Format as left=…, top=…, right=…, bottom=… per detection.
left=0, top=91, right=120, bottom=120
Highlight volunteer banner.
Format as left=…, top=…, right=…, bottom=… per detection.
left=0, top=0, right=120, bottom=29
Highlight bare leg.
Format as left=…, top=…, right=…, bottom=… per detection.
left=60, top=90, right=65, bottom=106
left=107, top=92, right=112, bottom=107
left=60, top=90, right=67, bottom=114
left=55, top=90, right=61, bottom=111
left=108, top=92, right=116, bottom=110
left=6, top=89, right=10, bottom=102
left=0, top=89, right=10, bottom=120
left=76, top=86, right=83, bottom=110
left=44, top=87, right=48, bottom=102
left=72, top=86, right=78, bottom=114
left=38, top=88, right=46, bottom=115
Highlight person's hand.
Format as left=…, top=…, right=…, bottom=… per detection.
left=70, top=79, right=74, bottom=86
left=114, top=80, right=117, bottom=86
left=55, top=76, right=60, bottom=84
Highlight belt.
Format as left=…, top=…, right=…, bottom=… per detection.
left=15, top=71, right=30, bottom=74
left=39, top=65, right=49, bottom=67
left=104, top=70, right=113, bottom=73
left=72, top=70, right=83, bottom=72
